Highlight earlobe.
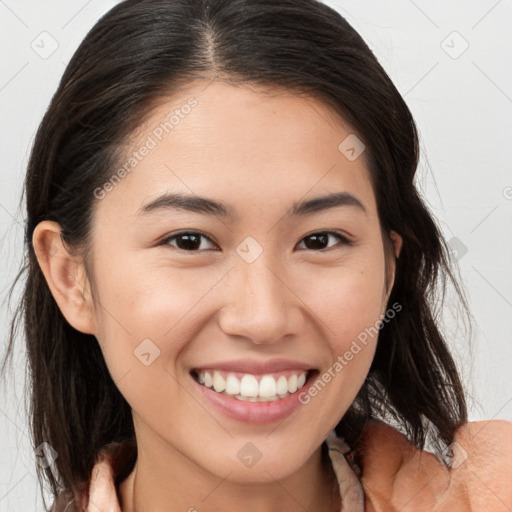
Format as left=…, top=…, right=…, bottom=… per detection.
left=32, top=220, right=97, bottom=335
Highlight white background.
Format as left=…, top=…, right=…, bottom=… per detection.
left=1, top=0, right=511, bottom=510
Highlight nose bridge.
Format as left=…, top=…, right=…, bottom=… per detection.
left=219, top=244, right=298, bottom=344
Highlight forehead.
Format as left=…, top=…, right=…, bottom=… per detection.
left=135, top=79, right=360, bottom=158
left=101, top=79, right=377, bottom=221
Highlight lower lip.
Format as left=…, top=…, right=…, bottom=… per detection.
left=190, top=371, right=318, bottom=425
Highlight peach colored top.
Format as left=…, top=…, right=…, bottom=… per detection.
left=50, top=419, right=512, bottom=512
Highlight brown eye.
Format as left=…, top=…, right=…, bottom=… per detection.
left=161, top=231, right=218, bottom=251
left=297, top=231, right=350, bottom=251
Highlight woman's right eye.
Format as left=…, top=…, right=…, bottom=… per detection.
left=160, top=231, right=218, bottom=252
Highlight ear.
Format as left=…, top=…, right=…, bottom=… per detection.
left=383, top=230, right=403, bottom=304
left=32, top=220, right=97, bottom=335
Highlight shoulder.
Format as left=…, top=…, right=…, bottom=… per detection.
left=354, top=419, right=512, bottom=512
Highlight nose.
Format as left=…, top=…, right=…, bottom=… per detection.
left=217, top=252, right=304, bottom=345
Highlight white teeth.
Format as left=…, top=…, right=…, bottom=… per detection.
left=213, top=371, right=226, bottom=393
left=276, top=376, right=288, bottom=395
left=240, top=374, right=259, bottom=397
left=258, top=375, right=277, bottom=397
left=225, top=374, right=241, bottom=395
left=287, top=374, right=298, bottom=393
left=195, top=369, right=309, bottom=401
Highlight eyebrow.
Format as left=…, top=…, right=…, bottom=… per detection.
left=138, top=191, right=367, bottom=218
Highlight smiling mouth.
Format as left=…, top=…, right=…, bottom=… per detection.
left=190, top=368, right=316, bottom=402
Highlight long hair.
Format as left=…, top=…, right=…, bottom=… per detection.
left=1, top=0, right=471, bottom=508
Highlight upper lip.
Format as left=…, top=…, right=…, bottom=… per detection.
left=191, top=358, right=316, bottom=375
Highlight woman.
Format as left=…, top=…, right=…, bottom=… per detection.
left=2, top=0, right=510, bottom=511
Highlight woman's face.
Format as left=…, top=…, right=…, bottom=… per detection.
left=79, top=80, right=401, bottom=481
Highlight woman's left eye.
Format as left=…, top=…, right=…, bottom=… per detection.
left=296, top=231, right=351, bottom=251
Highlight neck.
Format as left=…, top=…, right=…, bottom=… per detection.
left=119, top=435, right=340, bottom=512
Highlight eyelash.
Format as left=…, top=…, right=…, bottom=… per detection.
left=159, top=230, right=352, bottom=252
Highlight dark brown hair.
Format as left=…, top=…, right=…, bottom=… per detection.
left=2, top=0, right=472, bottom=508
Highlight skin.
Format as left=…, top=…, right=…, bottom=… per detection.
left=33, top=79, right=402, bottom=512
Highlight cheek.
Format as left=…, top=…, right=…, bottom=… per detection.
left=294, top=258, right=386, bottom=419
left=89, top=259, right=203, bottom=422
left=297, top=254, right=386, bottom=352
left=89, top=252, right=208, bottom=380
left=89, top=247, right=238, bottom=397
